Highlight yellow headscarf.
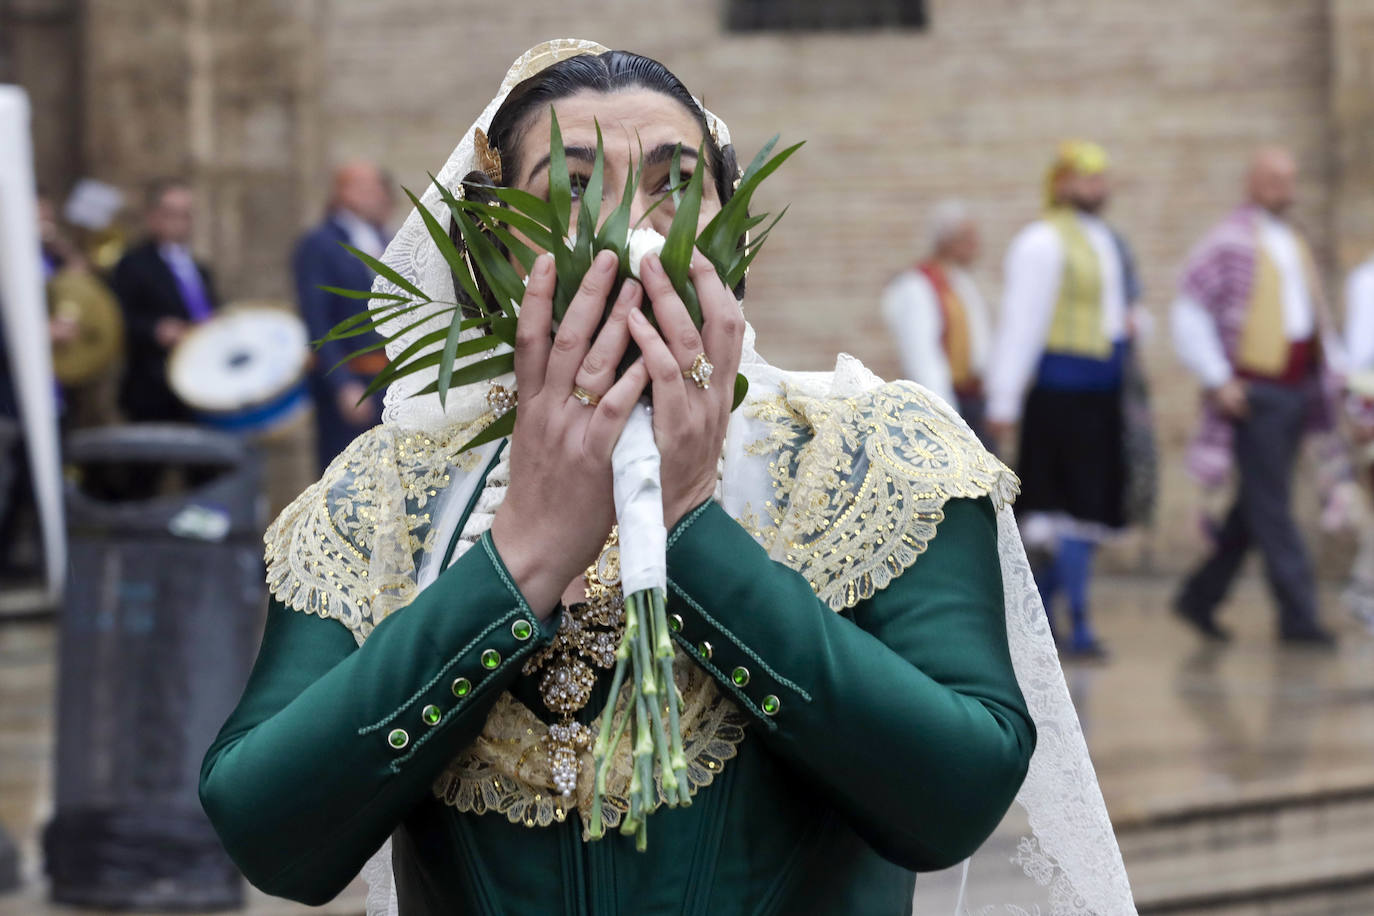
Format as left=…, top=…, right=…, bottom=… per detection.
left=1044, top=139, right=1109, bottom=210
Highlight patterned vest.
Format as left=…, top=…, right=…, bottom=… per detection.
left=1045, top=210, right=1112, bottom=359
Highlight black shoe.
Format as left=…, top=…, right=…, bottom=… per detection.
left=1173, top=599, right=1232, bottom=643
left=1061, top=637, right=1110, bottom=662
left=1279, top=626, right=1338, bottom=649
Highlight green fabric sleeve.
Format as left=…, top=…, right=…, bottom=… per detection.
left=199, top=532, right=558, bottom=905
left=665, top=496, right=1035, bottom=871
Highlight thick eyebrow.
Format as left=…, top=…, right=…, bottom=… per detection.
left=523, top=143, right=699, bottom=184
left=524, top=147, right=596, bottom=184
left=644, top=143, right=699, bottom=168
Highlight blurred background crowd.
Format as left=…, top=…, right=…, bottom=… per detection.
left=4, top=1, right=1374, bottom=913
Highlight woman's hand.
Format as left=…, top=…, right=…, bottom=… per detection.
left=491, top=250, right=650, bottom=618
left=628, top=252, right=746, bottom=529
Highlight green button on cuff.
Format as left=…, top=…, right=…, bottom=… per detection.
left=511, top=619, right=533, bottom=641
left=422, top=704, right=443, bottom=727
left=452, top=677, right=472, bottom=698
left=698, top=641, right=713, bottom=661
left=761, top=694, right=781, bottom=716
left=668, top=613, right=683, bottom=633
left=387, top=728, right=410, bottom=750
left=731, top=666, right=750, bottom=688
left=481, top=649, right=501, bottom=669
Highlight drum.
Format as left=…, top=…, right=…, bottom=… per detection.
left=168, top=303, right=310, bottom=436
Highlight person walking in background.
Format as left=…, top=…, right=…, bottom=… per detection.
left=881, top=199, right=994, bottom=446
left=111, top=179, right=218, bottom=423
left=985, top=141, right=1146, bottom=659
left=1338, top=250, right=1374, bottom=626
left=295, top=161, right=394, bottom=471
left=1171, top=147, right=1341, bottom=648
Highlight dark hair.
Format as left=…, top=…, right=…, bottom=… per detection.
left=484, top=50, right=738, bottom=209
left=450, top=51, right=747, bottom=317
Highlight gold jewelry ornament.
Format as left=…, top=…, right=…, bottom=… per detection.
left=684, top=353, right=714, bottom=389
left=521, top=529, right=625, bottom=800
left=572, top=386, right=601, bottom=407
left=485, top=383, right=517, bottom=418
left=474, top=127, right=503, bottom=184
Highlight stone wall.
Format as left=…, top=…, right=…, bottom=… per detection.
left=12, top=0, right=1374, bottom=573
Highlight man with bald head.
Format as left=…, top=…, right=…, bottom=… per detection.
left=294, top=161, right=395, bottom=470
left=1171, top=146, right=1341, bottom=647
left=881, top=199, right=993, bottom=444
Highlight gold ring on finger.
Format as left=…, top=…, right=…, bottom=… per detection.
left=572, top=385, right=602, bottom=407
left=683, top=353, right=714, bottom=390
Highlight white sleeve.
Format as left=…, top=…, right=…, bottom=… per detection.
left=1170, top=294, right=1233, bottom=389
left=985, top=225, right=1062, bottom=423
left=881, top=273, right=956, bottom=406
left=1346, top=265, right=1374, bottom=373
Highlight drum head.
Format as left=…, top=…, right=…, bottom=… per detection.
left=168, top=305, right=309, bottom=414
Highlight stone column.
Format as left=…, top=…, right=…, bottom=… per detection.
left=82, top=0, right=319, bottom=301
left=1331, top=0, right=1374, bottom=276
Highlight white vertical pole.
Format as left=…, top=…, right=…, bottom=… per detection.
left=0, top=85, right=66, bottom=602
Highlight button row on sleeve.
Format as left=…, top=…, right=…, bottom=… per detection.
left=684, top=618, right=779, bottom=717
left=385, top=614, right=538, bottom=753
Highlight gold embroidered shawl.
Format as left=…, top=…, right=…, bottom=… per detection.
left=264, top=375, right=1018, bottom=831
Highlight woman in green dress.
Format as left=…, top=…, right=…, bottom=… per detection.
left=200, top=40, right=1135, bottom=916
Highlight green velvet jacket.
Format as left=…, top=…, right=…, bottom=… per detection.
left=201, top=484, right=1033, bottom=915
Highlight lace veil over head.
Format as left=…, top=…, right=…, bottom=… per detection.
left=360, top=38, right=1136, bottom=916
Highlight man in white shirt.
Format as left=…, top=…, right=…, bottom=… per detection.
left=984, top=141, right=1145, bottom=659
left=1171, top=147, right=1338, bottom=647
left=1341, top=254, right=1374, bottom=624
left=881, top=200, right=993, bottom=446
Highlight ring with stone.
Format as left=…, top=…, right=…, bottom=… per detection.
left=683, top=353, right=714, bottom=390
left=572, top=385, right=601, bottom=407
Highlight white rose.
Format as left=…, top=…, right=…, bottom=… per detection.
left=626, top=227, right=666, bottom=280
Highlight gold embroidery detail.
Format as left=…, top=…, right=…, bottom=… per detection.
left=747, top=380, right=1019, bottom=611
left=264, top=419, right=489, bottom=644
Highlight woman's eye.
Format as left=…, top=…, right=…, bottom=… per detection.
left=659, top=172, right=693, bottom=196
left=569, top=175, right=589, bottom=201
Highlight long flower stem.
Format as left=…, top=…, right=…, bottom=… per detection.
left=648, top=588, right=690, bottom=803
left=588, top=652, right=632, bottom=839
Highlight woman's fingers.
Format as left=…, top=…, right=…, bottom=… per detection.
left=514, top=253, right=555, bottom=397
left=573, top=279, right=641, bottom=399
left=585, top=358, right=649, bottom=459
left=628, top=307, right=690, bottom=421
left=693, top=256, right=745, bottom=390
left=639, top=253, right=704, bottom=373
left=545, top=248, right=620, bottom=395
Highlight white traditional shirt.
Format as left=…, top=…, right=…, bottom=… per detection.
left=985, top=213, right=1127, bottom=424
left=880, top=265, right=991, bottom=407
left=334, top=208, right=387, bottom=259
left=1171, top=211, right=1317, bottom=389
left=1345, top=257, right=1374, bottom=373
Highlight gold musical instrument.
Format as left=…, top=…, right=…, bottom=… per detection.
left=47, top=267, right=124, bottom=386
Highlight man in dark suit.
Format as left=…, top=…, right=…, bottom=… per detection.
left=111, top=180, right=218, bottom=423
left=295, top=161, right=394, bottom=470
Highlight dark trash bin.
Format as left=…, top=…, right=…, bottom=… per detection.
left=44, top=424, right=264, bottom=910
